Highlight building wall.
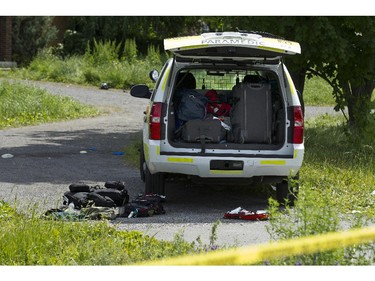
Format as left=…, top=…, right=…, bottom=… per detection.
left=0, top=16, right=12, bottom=61
left=51, top=16, right=71, bottom=45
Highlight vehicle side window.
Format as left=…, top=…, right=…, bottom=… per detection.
left=150, top=59, right=172, bottom=101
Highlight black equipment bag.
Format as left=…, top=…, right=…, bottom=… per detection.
left=175, top=89, right=208, bottom=121
left=69, top=183, right=91, bottom=193
left=122, top=193, right=166, bottom=217
left=86, top=192, right=117, bottom=208
left=63, top=191, right=90, bottom=209
left=64, top=183, right=129, bottom=209
left=230, top=82, right=273, bottom=144
left=104, top=181, right=126, bottom=191
left=92, top=188, right=129, bottom=206
left=182, top=118, right=225, bottom=153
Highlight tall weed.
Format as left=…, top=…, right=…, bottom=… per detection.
left=84, top=39, right=121, bottom=67
left=123, top=38, right=138, bottom=63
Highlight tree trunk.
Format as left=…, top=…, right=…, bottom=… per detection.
left=344, top=79, right=375, bottom=128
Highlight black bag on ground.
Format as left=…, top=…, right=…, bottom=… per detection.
left=63, top=191, right=90, bottom=209
left=104, top=181, right=126, bottom=191
left=121, top=193, right=166, bottom=217
left=64, top=182, right=129, bottom=209
left=123, top=202, right=156, bottom=217
left=87, top=192, right=116, bottom=208
left=132, top=194, right=165, bottom=215
left=69, top=183, right=91, bottom=193
left=92, top=188, right=129, bottom=206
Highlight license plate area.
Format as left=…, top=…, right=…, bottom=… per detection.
left=210, top=160, right=244, bottom=170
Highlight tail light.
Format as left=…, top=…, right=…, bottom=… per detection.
left=149, top=102, right=162, bottom=140
left=293, top=106, right=304, bottom=144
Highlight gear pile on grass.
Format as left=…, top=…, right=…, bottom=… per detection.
left=44, top=181, right=166, bottom=221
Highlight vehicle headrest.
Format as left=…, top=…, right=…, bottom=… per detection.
left=243, top=75, right=262, bottom=83
left=176, top=72, right=196, bottom=89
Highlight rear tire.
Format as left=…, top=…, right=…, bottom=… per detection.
left=139, top=144, right=146, bottom=182
left=145, top=164, right=166, bottom=195
left=276, top=173, right=299, bottom=206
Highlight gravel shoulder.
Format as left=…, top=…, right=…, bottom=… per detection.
left=0, top=80, right=340, bottom=247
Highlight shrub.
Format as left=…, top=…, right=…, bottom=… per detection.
left=12, top=16, right=58, bottom=66
left=84, top=39, right=121, bottom=67
left=123, top=38, right=138, bottom=63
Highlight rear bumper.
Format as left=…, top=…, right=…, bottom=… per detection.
left=145, top=142, right=304, bottom=178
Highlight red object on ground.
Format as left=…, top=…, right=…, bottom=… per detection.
left=223, top=207, right=269, bottom=221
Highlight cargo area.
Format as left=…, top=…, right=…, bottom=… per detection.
left=167, top=68, right=287, bottom=151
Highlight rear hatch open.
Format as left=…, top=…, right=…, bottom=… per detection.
left=161, top=32, right=301, bottom=157
left=164, top=32, right=301, bottom=61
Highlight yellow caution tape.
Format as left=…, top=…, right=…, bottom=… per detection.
left=141, top=226, right=375, bottom=265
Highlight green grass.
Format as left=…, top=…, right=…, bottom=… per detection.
left=0, top=200, right=200, bottom=265
left=303, top=76, right=336, bottom=106
left=264, top=114, right=375, bottom=265
left=0, top=81, right=99, bottom=129
left=301, top=114, right=375, bottom=214
left=303, top=75, right=375, bottom=106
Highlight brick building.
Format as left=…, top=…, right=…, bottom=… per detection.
left=0, top=16, right=71, bottom=68
left=0, top=16, right=15, bottom=67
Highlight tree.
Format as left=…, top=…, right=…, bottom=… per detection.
left=63, top=17, right=202, bottom=56
left=11, top=17, right=57, bottom=65
left=203, top=16, right=375, bottom=130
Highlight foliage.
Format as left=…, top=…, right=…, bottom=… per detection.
left=61, top=16, right=202, bottom=56
left=11, top=17, right=58, bottom=66
left=0, top=81, right=99, bottom=129
left=303, top=75, right=336, bottom=106
left=123, top=38, right=138, bottom=63
left=123, top=133, right=143, bottom=167
left=84, top=38, right=122, bottom=66
left=203, top=16, right=375, bottom=130
left=3, top=39, right=164, bottom=89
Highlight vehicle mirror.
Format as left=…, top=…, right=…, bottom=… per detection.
left=149, top=70, right=159, bottom=82
left=130, top=84, right=152, bottom=99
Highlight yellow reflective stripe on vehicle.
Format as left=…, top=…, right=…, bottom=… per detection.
left=156, top=146, right=160, bottom=155
left=284, top=68, right=297, bottom=96
left=294, top=150, right=298, bottom=159
left=144, top=143, right=149, bottom=161
left=210, top=170, right=244, bottom=175
left=257, top=46, right=285, bottom=54
left=161, top=68, right=170, bottom=91
left=167, top=157, right=194, bottom=163
left=260, top=160, right=286, bottom=165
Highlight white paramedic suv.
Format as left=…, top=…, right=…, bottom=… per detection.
left=130, top=31, right=304, bottom=205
